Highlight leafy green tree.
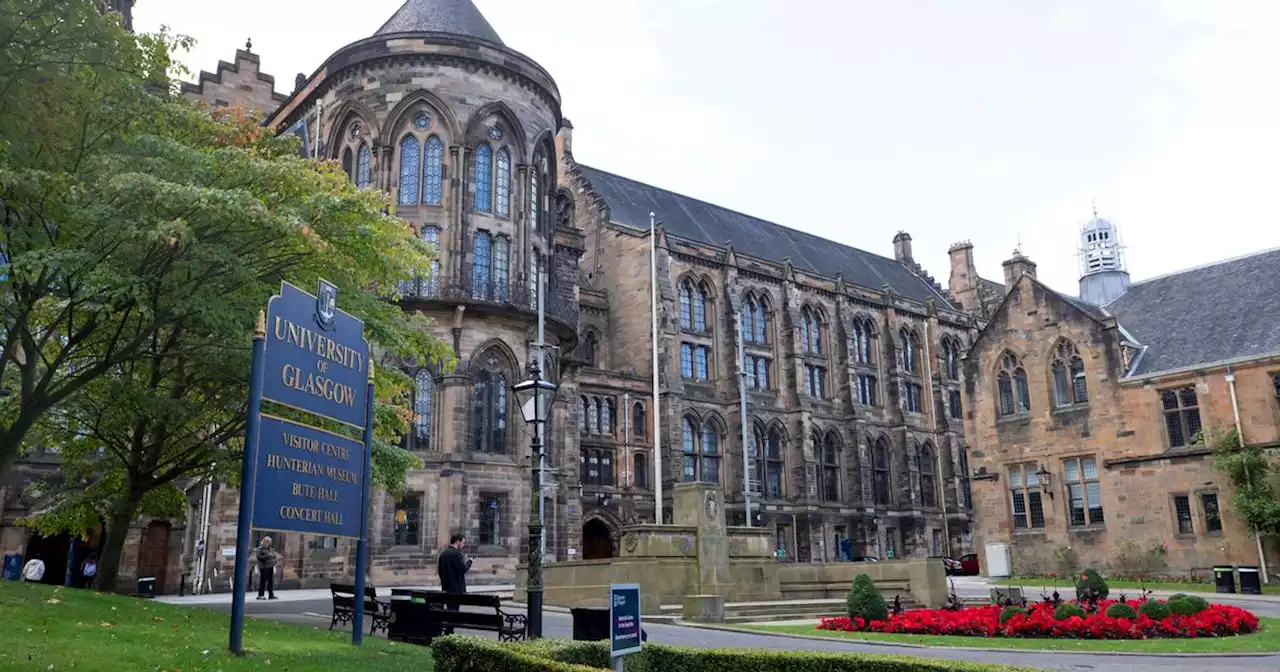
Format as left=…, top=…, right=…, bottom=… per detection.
left=1211, top=427, right=1280, bottom=538
left=8, top=3, right=453, bottom=588
left=845, top=573, right=888, bottom=623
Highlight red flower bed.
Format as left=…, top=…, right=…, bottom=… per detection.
left=819, top=600, right=1258, bottom=640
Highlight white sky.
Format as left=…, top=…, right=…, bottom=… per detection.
left=136, top=0, right=1280, bottom=294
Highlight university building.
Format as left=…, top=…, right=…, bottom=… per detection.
left=964, top=215, right=1280, bottom=577
left=2, top=0, right=980, bottom=593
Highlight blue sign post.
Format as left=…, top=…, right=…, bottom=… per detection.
left=230, top=280, right=373, bottom=654
left=609, top=583, right=642, bottom=670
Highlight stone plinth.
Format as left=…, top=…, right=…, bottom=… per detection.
left=682, top=594, right=725, bottom=623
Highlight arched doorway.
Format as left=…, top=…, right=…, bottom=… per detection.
left=582, top=518, right=614, bottom=560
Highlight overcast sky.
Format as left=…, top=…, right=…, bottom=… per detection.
left=135, top=0, right=1280, bottom=295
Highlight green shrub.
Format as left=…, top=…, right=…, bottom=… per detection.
left=999, top=605, right=1029, bottom=624
left=514, top=639, right=611, bottom=668
left=1105, top=602, right=1137, bottom=619
left=1138, top=599, right=1172, bottom=620
left=1168, top=593, right=1189, bottom=602
left=1074, top=568, right=1109, bottom=600
left=1184, top=595, right=1209, bottom=614
left=1054, top=603, right=1087, bottom=620
left=432, top=636, right=602, bottom=672
left=846, top=573, right=889, bottom=622
left=1168, top=596, right=1200, bottom=616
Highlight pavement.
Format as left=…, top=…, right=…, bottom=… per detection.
left=168, top=583, right=1280, bottom=672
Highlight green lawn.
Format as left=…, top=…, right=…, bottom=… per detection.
left=743, top=618, right=1280, bottom=653
left=999, top=576, right=1280, bottom=595
left=0, top=581, right=434, bottom=671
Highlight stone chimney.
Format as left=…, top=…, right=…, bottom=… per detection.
left=892, top=231, right=913, bottom=264
left=947, top=241, right=978, bottom=311
left=295, top=73, right=307, bottom=93
left=556, top=117, right=574, bottom=157
left=1002, top=249, right=1037, bottom=289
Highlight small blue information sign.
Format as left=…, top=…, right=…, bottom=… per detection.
left=609, top=583, right=642, bottom=658
left=261, top=281, right=369, bottom=429
left=251, top=414, right=365, bottom=539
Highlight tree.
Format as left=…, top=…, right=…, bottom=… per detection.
left=1211, top=427, right=1280, bottom=539
left=10, top=4, right=453, bottom=588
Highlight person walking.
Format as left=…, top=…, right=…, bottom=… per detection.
left=21, top=553, right=45, bottom=583
left=436, top=534, right=472, bottom=615
left=254, top=536, right=279, bottom=600
left=80, top=553, right=99, bottom=589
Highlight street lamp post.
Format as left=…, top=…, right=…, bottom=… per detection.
left=512, top=363, right=558, bottom=640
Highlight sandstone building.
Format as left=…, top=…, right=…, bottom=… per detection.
left=2, top=0, right=979, bottom=592
left=964, top=214, right=1280, bottom=578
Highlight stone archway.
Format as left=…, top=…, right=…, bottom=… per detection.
left=581, top=518, right=614, bottom=560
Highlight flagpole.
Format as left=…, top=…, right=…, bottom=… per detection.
left=650, top=212, right=663, bottom=525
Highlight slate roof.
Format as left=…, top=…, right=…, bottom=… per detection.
left=576, top=165, right=954, bottom=306
left=375, top=0, right=504, bottom=45
left=1103, top=247, right=1280, bottom=377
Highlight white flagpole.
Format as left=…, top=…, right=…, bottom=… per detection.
left=650, top=212, right=663, bottom=525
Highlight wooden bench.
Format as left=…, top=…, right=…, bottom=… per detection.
left=329, top=583, right=391, bottom=634
left=392, top=590, right=526, bottom=644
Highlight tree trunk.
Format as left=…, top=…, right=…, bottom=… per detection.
left=95, top=486, right=145, bottom=592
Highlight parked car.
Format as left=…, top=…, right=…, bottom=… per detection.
left=943, top=557, right=963, bottom=574
left=958, top=553, right=980, bottom=576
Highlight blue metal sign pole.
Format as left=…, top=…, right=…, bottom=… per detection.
left=230, top=311, right=268, bottom=655
left=352, top=362, right=375, bottom=645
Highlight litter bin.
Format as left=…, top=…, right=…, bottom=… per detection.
left=2, top=553, right=21, bottom=581
left=136, top=576, right=157, bottom=598
left=1213, top=565, right=1236, bottom=594
left=1239, top=566, right=1262, bottom=595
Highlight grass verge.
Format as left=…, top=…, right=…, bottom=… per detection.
left=741, top=618, right=1280, bottom=653
left=999, top=576, right=1280, bottom=596
left=0, top=581, right=433, bottom=671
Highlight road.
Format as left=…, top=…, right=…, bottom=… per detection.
left=209, top=596, right=1280, bottom=672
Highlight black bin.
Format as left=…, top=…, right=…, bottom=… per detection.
left=1239, top=566, right=1262, bottom=595
left=1214, top=565, right=1236, bottom=594
left=570, top=607, right=610, bottom=641
left=2, top=553, right=21, bottom=581
left=136, top=576, right=156, bottom=598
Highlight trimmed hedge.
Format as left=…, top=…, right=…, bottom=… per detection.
left=847, top=573, right=889, bottom=623
left=1054, top=603, right=1086, bottom=621
left=1104, top=602, right=1137, bottom=619
left=1075, top=568, right=1109, bottom=601
left=1137, top=599, right=1171, bottom=620
left=436, top=636, right=1037, bottom=672
left=999, top=606, right=1028, bottom=624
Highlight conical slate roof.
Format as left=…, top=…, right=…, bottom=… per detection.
left=375, top=0, right=504, bottom=45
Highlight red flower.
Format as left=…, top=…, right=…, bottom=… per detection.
left=816, top=600, right=1258, bottom=641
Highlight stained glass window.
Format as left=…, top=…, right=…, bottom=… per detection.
left=421, top=226, right=440, bottom=297
left=356, top=144, right=372, bottom=189
left=422, top=136, right=443, bottom=205
left=414, top=370, right=433, bottom=446
left=493, top=236, right=510, bottom=301
left=495, top=148, right=511, bottom=217
left=472, top=232, right=491, bottom=299
left=398, top=135, right=420, bottom=205
left=474, top=144, right=492, bottom=212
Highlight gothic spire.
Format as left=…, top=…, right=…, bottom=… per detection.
left=375, top=0, right=504, bottom=45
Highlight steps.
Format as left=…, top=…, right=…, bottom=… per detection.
left=654, top=594, right=922, bottom=624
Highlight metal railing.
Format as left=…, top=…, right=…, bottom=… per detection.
left=397, top=272, right=577, bottom=327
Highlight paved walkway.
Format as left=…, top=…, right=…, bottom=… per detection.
left=157, top=584, right=514, bottom=606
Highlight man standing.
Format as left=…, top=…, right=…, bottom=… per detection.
left=21, top=553, right=45, bottom=583
left=255, top=536, right=278, bottom=600
left=436, top=533, right=472, bottom=610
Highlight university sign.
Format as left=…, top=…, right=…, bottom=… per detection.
left=230, top=280, right=375, bottom=654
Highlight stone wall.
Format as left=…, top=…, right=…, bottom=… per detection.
left=179, top=49, right=287, bottom=117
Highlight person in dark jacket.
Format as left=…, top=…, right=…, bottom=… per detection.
left=255, top=536, right=278, bottom=600
left=436, top=533, right=472, bottom=611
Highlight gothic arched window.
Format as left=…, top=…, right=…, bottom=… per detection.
left=422, top=135, right=443, bottom=205
left=634, top=452, right=648, bottom=489
left=493, top=236, right=510, bottom=301
left=693, top=283, right=708, bottom=331
left=997, top=351, right=1031, bottom=416
left=356, top=144, right=372, bottom=189
left=920, top=443, right=937, bottom=508
left=633, top=402, right=646, bottom=440
left=753, top=295, right=767, bottom=343
left=682, top=417, right=698, bottom=482
left=473, top=143, right=493, bottom=212
left=765, top=426, right=785, bottom=499
left=679, top=280, right=694, bottom=329
left=602, top=398, right=615, bottom=435
left=342, top=147, right=354, bottom=182
left=942, top=338, right=961, bottom=380
left=801, top=306, right=823, bottom=354
left=742, top=296, right=756, bottom=342
left=495, top=148, right=511, bottom=217
left=530, top=152, right=542, bottom=233
left=1051, top=340, right=1088, bottom=407
left=900, top=328, right=919, bottom=375
left=472, top=232, right=492, bottom=299
left=470, top=352, right=509, bottom=453
left=414, top=370, right=433, bottom=448
left=701, top=420, right=721, bottom=484
left=853, top=318, right=872, bottom=365
left=820, top=432, right=839, bottom=502
left=872, top=438, right=891, bottom=506
left=581, top=332, right=598, bottom=367
left=420, top=226, right=441, bottom=297
left=398, top=134, right=420, bottom=206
